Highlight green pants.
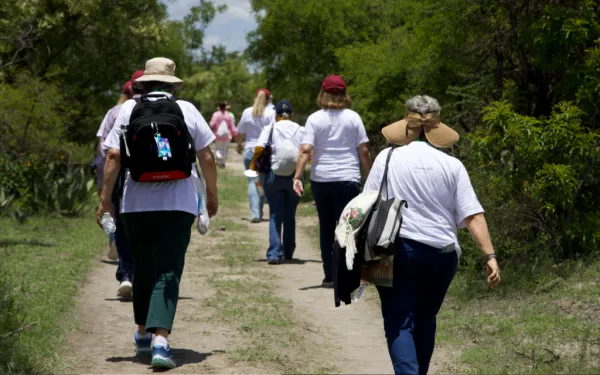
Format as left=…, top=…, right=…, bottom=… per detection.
left=121, top=211, right=195, bottom=333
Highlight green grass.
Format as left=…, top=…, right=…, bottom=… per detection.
left=199, top=169, right=337, bottom=373
left=0, top=212, right=105, bottom=374
left=436, top=261, right=600, bottom=374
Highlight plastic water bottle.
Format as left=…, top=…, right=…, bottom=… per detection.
left=351, top=283, right=367, bottom=302
left=101, top=213, right=116, bottom=234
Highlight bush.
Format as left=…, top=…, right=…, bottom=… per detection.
left=0, top=155, right=95, bottom=220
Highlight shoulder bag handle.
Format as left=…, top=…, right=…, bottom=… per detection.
left=377, top=146, right=396, bottom=202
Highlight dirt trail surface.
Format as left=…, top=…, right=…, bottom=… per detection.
left=67, top=149, right=452, bottom=374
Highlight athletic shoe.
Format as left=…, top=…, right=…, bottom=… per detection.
left=107, top=238, right=118, bottom=261
left=117, top=278, right=133, bottom=299
left=322, top=280, right=334, bottom=288
left=152, top=345, right=176, bottom=369
left=249, top=218, right=261, bottom=224
left=267, top=259, right=280, bottom=265
left=134, top=333, right=152, bottom=357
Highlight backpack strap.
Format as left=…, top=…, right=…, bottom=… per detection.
left=377, top=147, right=396, bottom=202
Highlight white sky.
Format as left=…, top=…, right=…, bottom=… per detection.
left=167, top=0, right=257, bottom=52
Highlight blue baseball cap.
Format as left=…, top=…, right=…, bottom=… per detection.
left=275, top=100, right=293, bottom=117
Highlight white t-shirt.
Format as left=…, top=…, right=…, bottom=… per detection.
left=236, top=106, right=276, bottom=150
left=103, top=92, right=215, bottom=216
left=301, top=109, right=369, bottom=183
left=96, top=105, right=122, bottom=158
left=256, top=120, right=305, bottom=166
left=363, top=143, right=484, bottom=257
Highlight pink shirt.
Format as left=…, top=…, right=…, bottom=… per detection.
left=210, top=110, right=237, bottom=142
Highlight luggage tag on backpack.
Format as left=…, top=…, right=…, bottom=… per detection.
left=154, top=133, right=172, bottom=161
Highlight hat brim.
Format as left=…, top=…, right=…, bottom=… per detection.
left=382, top=119, right=459, bottom=148
left=135, top=74, right=183, bottom=85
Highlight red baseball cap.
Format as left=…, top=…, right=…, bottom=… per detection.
left=122, top=81, right=132, bottom=95
left=322, top=75, right=346, bottom=94
left=256, top=88, right=271, bottom=99
left=130, top=70, right=145, bottom=82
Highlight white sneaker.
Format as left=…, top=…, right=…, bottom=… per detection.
left=117, top=280, right=133, bottom=298
left=107, top=240, right=118, bottom=261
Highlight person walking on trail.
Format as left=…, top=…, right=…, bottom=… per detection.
left=293, top=75, right=372, bottom=288
left=236, top=88, right=276, bottom=223
left=97, top=57, right=218, bottom=370
left=94, top=70, right=145, bottom=299
left=364, top=95, right=501, bottom=375
left=247, top=100, right=305, bottom=264
left=209, top=101, right=237, bottom=168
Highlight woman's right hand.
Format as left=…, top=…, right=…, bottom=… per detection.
left=293, top=179, right=304, bottom=197
left=486, top=258, right=500, bottom=288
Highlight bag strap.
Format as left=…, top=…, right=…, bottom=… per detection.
left=377, top=147, right=396, bottom=202
left=267, top=124, right=274, bottom=146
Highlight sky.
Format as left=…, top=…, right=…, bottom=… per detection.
left=167, top=0, right=257, bottom=53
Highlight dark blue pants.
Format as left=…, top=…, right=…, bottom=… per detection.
left=112, top=175, right=133, bottom=282
left=376, top=238, right=458, bottom=375
left=311, top=180, right=360, bottom=282
left=264, top=171, right=300, bottom=261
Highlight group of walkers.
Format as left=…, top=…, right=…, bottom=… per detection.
left=94, top=56, right=501, bottom=374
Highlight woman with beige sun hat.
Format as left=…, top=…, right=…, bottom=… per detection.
left=98, top=57, right=218, bottom=369
left=363, top=95, right=500, bottom=375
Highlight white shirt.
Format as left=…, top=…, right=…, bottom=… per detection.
left=96, top=105, right=122, bottom=158
left=364, top=143, right=484, bottom=257
left=302, top=109, right=369, bottom=183
left=236, top=106, right=276, bottom=150
left=103, top=92, right=215, bottom=216
left=256, top=119, right=305, bottom=165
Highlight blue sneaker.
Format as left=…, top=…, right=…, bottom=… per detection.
left=134, top=333, right=152, bottom=356
left=152, top=345, right=176, bottom=369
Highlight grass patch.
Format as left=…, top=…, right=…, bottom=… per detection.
left=0, top=212, right=105, bottom=374
left=197, top=167, right=336, bottom=373
left=437, top=261, right=600, bottom=374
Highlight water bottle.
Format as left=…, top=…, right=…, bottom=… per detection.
left=351, top=283, right=367, bottom=302
left=101, top=212, right=116, bottom=234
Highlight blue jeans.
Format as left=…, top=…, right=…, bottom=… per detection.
left=311, top=180, right=360, bottom=282
left=376, top=238, right=458, bottom=375
left=112, top=175, right=133, bottom=282
left=263, top=171, right=300, bottom=261
left=243, top=148, right=265, bottom=220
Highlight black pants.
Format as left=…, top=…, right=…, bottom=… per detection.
left=311, top=180, right=360, bottom=282
left=121, top=211, right=195, bottom=333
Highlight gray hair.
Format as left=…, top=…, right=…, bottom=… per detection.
left=405, top=95, right=441, bottom=116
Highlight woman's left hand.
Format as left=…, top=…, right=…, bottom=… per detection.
left=293, top=179, right=304, bottom=197
left=486, top=258, right=500, bottom=288
left=96, top=199, right=114, bottom=229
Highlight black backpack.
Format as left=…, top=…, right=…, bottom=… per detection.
left=120, top=94, right=196, bottom=182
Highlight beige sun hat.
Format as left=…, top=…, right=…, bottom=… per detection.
left=382, top=112, right=459, bottom=148
left=134, top=57, right=183, bottom=86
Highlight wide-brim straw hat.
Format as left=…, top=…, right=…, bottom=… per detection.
left=134, top=57, right=183, bottom=86
left=382, top=112, right=459, bottom=148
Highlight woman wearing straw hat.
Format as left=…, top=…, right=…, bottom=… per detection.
left=363, top=95, right=500, bottom=375
left=293, top=75, right=372, bottom=288
left=98, top=57, right=218, bottom=369
left=236, top=88, right=276, bottom=223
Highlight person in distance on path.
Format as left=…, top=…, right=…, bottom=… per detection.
left=94, top=70, right=144, bottom=299
left=293, top=75, right=372, bottom=288
left=236, top=88, right=276, bottom=223
left=209, top=101, right=237, bottom=168
left=248, top=100, right=305, bottom=264
left=98, top=57, right=218, bottom=370
left=364, top=95, right=500, bottom=375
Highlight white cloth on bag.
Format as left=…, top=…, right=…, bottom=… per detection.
left=103, top=92, right=215, bottom=216
left=363, top=143, right=484, bottom=256
left=301, top=109, right=369, bottom=183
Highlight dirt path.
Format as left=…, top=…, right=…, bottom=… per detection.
left=66, top=149, right=452, bottom=374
